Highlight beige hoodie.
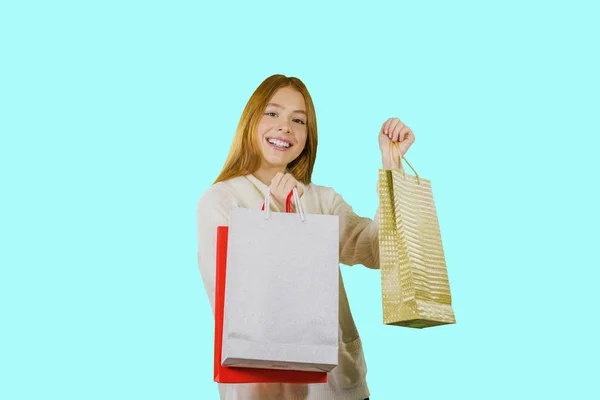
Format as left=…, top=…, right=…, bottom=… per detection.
left=196, top=174, right=380, bottom=400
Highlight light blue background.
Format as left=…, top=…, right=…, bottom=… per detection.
left=1, top=1, right=599, bottom=399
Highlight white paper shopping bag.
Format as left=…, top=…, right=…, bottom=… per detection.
left=221, top=188, right=340, bottom=372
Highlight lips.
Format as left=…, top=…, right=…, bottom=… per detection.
left=265, top=136, right=294, bottom=151
left=266, top=137, right=293, bottom=146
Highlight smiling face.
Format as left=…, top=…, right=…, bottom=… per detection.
left=256, top=86, right=308, bottom=171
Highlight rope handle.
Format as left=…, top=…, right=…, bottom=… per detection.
left=261, top=187, right=305, bottom=221
left=261, top=190, right=294, bottom=213
left=390, top=141, right=420, bottom=184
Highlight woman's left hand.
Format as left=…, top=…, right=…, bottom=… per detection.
left=378, top=117, right=415, bottom=168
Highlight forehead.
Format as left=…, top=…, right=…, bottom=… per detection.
left=268, top=87, right=306, bottom=111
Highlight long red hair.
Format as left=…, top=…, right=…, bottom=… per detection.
left=213, top=74, right=318, bottom=185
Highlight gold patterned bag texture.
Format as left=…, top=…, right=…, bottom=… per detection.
left=378, top=144, right=456, bottom=328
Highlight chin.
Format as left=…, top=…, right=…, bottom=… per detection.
left=262, top=150, right=300, bottom=168
left=264, top=158, right=290, bottom=169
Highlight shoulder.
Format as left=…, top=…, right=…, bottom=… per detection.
left=197, top=177, right=248, bottom=215
left=198, top=182, right=229, bottom=206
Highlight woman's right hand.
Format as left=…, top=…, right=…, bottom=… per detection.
left=270, top=172, right=304, bottom=212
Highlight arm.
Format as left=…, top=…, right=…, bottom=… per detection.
left=334, top=115, right=415, bottom=269
left=330, top=189, right=380, bottom=270
left=331, top=118, right=409, bottom=269
left=196, top=187, right=237, bottom=314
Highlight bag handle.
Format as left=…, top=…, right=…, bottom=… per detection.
left=261, top=191, right=294, bottom=213
left=261, top=187, right=305, bottom=221
left=390, top=141, right=420, bottom=185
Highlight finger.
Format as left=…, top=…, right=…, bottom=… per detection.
left=388, top=118, right=398, bottom=138
left=390, top=120, right=404, bottom=142
left=398, top=132, right=415, bottom=156
left=270, top=172, right=284, bottom=189
left=382, top=119, right=390, bottom=135
left=281, top=173, right=294, bottom=185
left=399, top=140, right=413, bottom=157
left=398, top=125, right=411, bottom=142
left=283, top=174, right=297, bottom=192
left=383, top=118, right=394, bottom=137
left=404, top=128, right=415, bottom=143
left=270, top=173, right=285, bottom=201
left=277, top=174, right=290, bottom=197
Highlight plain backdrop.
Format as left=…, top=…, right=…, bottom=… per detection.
left=1, top=1, right=599, bottom=399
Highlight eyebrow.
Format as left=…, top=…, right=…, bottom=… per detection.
left=266, top=103, right=307, bottom=115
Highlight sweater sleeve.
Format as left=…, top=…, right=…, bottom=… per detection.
left=196, top=186, right=237, bottom=314
left=329, top=188, right=380, bottom=270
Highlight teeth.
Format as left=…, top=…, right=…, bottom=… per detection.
left=268, top=139, right=290, bottom=148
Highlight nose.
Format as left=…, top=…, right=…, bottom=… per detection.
left=278, top=121, right=290, bottom=133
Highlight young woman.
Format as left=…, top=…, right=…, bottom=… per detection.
left=196, top=74, right=415, bottom=400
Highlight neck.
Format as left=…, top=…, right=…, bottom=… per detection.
left=252, top=165, right=287, bottom=187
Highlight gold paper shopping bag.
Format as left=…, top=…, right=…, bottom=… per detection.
left=378, top=144, right=456, bottom=328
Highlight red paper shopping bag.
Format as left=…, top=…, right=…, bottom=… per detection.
left=214, top=226, right=328, bottom=384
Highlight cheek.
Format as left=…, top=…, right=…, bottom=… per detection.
left=257, top=123, right=267, bottom=136
left=257, top=117, right=272, bottom=136
left=296, top=132, right=308, bottom=152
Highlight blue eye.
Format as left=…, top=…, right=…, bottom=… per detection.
left=293, top=119, right=306, bottom=125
